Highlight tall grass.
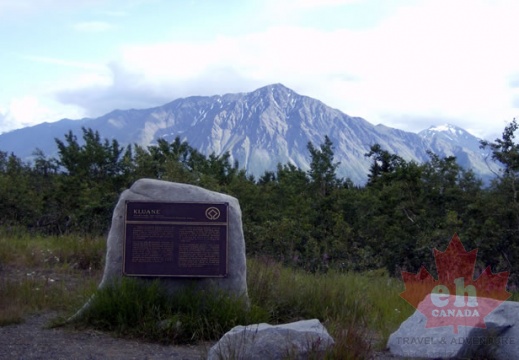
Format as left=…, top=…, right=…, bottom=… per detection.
left=0, top=275, right=99, bottom=326
left=0, top=228, right=104, bottom=325
left=0, top=227, right=105, bottom=270
left=73, top=278, right=267, bottom=344
left=247, top=257, right=414, bottom=356
left=70, top=256, right=414, bottom=358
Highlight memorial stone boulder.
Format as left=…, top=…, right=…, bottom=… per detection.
left=74, top=178, right=248, bottom=317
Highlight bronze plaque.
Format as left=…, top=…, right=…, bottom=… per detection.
left=123, top=201, right=228, bottom=277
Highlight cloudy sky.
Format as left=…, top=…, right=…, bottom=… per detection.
left=1, top=0, right=519, bottom=140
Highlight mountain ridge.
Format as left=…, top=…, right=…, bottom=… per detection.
left=0, top=84, right=495, bottom=184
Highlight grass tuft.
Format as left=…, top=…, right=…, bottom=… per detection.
left=72, top=278, right=267, bottom=344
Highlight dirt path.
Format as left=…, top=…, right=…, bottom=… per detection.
left=0, top=312, right=211, bottom=360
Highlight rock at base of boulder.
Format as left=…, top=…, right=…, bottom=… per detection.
left=207, top=319, right=334, bottom=360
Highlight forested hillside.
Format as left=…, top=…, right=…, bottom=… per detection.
left=2, top=121, right=519, bottom=285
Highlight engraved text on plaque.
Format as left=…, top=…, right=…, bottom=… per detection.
left=123, top=201, right=228, bottom=277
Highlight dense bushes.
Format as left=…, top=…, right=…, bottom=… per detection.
left=2, top=122, right=519, bottom=283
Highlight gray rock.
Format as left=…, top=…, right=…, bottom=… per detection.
left=387, top=308, right=472, bottom=359
left=206, top=319, right=334, bottom=360
left=388, top=296, right=519, bottom=359
left=457, top=301, right=519, bottom=360
left=73, top=179, right=248, bottom=319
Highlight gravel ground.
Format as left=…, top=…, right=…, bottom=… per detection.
left=0, top=312, right=211, bottom=360
left=0, top=311, right=407, bottom=360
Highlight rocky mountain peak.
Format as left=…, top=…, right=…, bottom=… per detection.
left=419, top=124, right=474, bottom=141
left=0, top=84, right=498, bottom=185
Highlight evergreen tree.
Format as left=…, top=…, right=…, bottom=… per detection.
left=307, top=136, right=341, bottom=197
left=365, top=144, right=405, bottom=186
left=54, top=127, right=131, bottom=233
left=479, top=119, right=519, bottom=283
left=0, top=152, right=37, bottom=227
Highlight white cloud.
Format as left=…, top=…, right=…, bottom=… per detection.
left=0, top=96, right=84, bottom=134
left=0, top=0, right=108, bottom=17
left=23, top=55, right=106, bottom=70
left=259, top=0, right=365, bottom=25
left=21, top=0, right=517, bottom=140
left=97, top=10, right=128, bottom=17
left=52, top=27, right=357, bottom=116
left=115, top=27, right=354, bottom=81
left=73, top=21, right=115, bottom=33
left=346, top=0, right=519, bottom=137
left=54, top=60, right=261, bottom=117
left=298, top=0, right=364, bottom=7
left=10, top=97, right=48, bottom=127
left=273, top=0, right=364, bottom=10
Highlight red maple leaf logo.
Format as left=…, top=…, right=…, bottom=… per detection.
left=400, top=234, right=511, bottom=334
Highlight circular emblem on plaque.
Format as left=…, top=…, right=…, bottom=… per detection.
left=205, top=207, right=221, bottom=220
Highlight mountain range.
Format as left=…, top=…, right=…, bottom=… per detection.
left=0, top=84, right=497, bottom=184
